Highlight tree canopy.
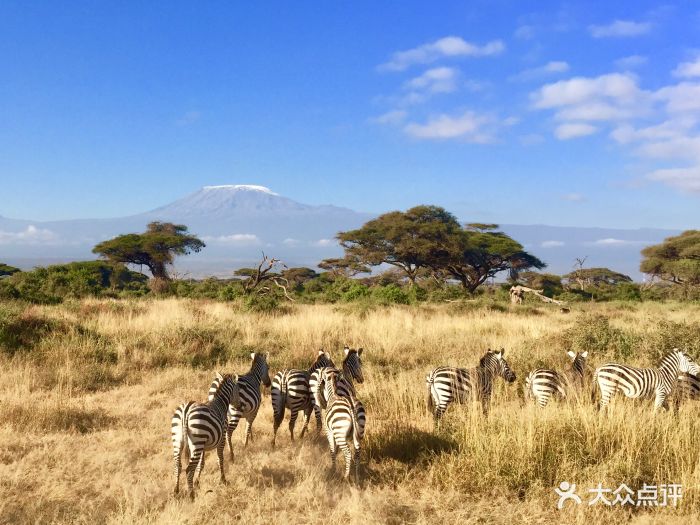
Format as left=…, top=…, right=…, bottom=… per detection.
left=336, top=206, right=544, bottom=292
left=563, top=267, right=633, bottom=290
left=434, top=223, right=546, bottom=292
left=640, top=230, right=700, bottom=286
left=337, top=205, right=461, bottom=284
left=0, top=263, right=20, bottom=278
left=92, top=222, right=205, bottom=280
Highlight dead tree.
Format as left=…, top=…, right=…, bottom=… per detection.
left=235, top=253, right=295, bottom=301
left=509, top=285, right=566, bottom=306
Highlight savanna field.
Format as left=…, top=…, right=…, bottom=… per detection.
left=2, top=298, right=700, bottom=524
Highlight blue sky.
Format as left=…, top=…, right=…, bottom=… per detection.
left=1, top=1, right=699, bottom=228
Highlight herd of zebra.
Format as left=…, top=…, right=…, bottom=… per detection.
left=171, top=345, right=700, bottom=499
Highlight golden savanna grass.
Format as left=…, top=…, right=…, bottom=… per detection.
left=1, top=298, right=700, bottom=524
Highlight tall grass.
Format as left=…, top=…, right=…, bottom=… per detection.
left=0, top=298, right=699, bottom=524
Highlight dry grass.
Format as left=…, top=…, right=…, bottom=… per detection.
left=1, top=298, right=699, bottom=524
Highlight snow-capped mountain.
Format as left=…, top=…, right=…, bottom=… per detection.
left=0, top=185, right=681, bottom=278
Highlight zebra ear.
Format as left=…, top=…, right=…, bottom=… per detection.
left=499, top=348, right=505, bottom=357
left=216, top=371, right=224, bottom=380
left=567, top=350, right=576, bottom=359
left=318, top=349, right=325, bottom=356
left=581, top=351, right=588, bottom=358
left=358, top=348, right=363, bottom=355
left=250, top=352, right=255, bottom=360
left=344, top=347, right=350, bottom=356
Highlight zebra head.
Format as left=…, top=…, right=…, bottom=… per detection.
left=250, top=352, right=272, bottom=387
left=209, top=372, right=240, bottom=407
left=343, top=346, right=364, bottom=384
left=480, top=348, right=516, bottom=383
left=673, top=348, right=700, bottom=375
left=310, top=349, right=335, bottom=372
left=567, top=350, right=588, bottom=376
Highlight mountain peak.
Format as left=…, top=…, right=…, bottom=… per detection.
left=202, top=184, right=278, bottom=195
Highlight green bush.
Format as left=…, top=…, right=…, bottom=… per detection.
left=342, top=282, right=370, bottom=302
left=244, top=293, right=281, bottom=313
left=371, top=284, right=410, bottom=305
left=559, top=313, right=637, bottom=360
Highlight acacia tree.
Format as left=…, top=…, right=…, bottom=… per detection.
left=0, top=263, right=20, bottom=278
left=337, top=205, right=460, bottom=285
left=318, top=257, right=370, bottom=278
left=92, top=222, right=205, bottom=281
left=640, top=231, right=700, bottom=287
left=563, top=268, right=632, bottom=290
left=434, top=224, right=546, bottom=293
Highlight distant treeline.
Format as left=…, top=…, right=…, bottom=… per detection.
left=1, top=206, right=698, bottom=306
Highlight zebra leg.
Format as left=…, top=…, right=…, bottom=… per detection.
left=217, top=441, right=227, bottom=484
left=354, top=446, right=361, bottom=485
left=299, top=405, right=313, bottom=438
left=185, top=448, right=202, bottom=500
left=314, top=404, right=323, bottom=435
left=654, top=391, right=669, bottom=411
left=227, top=410, right=243, bottom=461
left=341, top=443, right=352, bottom=481
left=193, top=452, right=205, bottom=487
left=244, top=410, right=258, bottom=447
left=288, top=407, right=299, bottom=441
left=172, top=440, right=182, bottom=495
left=272, top=403, right=284, bottom=448
left=326, top=430, right=337, bottom=474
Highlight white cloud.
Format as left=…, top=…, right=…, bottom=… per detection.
left=655, top=82, right=700, bottom=113
left=511, top=61, right=570, bottom=82
left=0, top=225, right=58, bottom=245
left=370, top=110, right=408, bottom=125
left=532, top=73, right=643, bottom=109
left=532, top=73, right=651, bottom=140
left=404, top=67, right=458, bottom=94
left=555, top=122, right=598, bottom=140
left=615, top=55, right=648, bottom=69
left=514, top=25, right=535, bottom=40
left=648, top=166, right=700, bottom=193
left=673, top=55, right=700, bottom=78
left=519, top=133, right=545, bottom=146
left=541, top=240, right=565, bottom=248
left=313, top=239, right=335, bottom=247
left=561, top=192, right=585, bottom=202
left=378, top=36, right=504, bottom=72
left=202, top=233, right=261, bottom=245
left=589, top=20, right=651, bottom=38
left=591, top=238, right=649, bottom=246
left=403, top=111, right=496, bottom=142
left=282, top=238, right=300, bottom=246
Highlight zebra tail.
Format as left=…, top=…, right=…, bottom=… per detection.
left=590, top=369, right=599, bottom=405
left=181, top=401, right=195, bottom=457
left=271, top=372, right=287, bottom=424
left=426, top=372, right=436, bottom=413
left=349, top=394, right=363, bottom=446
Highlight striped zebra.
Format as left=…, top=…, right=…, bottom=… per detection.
left=171, top=372, right=239, bottom=500
left=271, top=350, right=335, bottom=447
left=214, top=352, right=271, bottom=458
left=594, top=348, right=700, bottom=411
left=309, top=347, right=364, bottom=431
left=318, top=372, right=365, bottom=483
left=674, top=372, right=700, bottom=408
left=426, top=348, right=516, bottom=423
left=525, top=351, right=588, bottom=408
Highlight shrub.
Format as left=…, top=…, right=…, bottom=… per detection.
left=372, top=284, right=411, bottom=305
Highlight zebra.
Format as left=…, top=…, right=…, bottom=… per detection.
left=271, top=350, right=335, bottom=447
left=216, top=352, right=271, bottom=458
left=426, top=348, right=516, bottom=423
left=525, top=350, right=588, bottom=408
left=318, top=372, right=365, bottom=483
left=594, top=348, right=700, bottom=411
left=171, top=372, right=239, bottom=500
left=309, top=347, right=365, bottom=431
left=674, top=372, right=700, bottom=408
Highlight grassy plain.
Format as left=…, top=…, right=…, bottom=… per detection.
left=1, top=298, right=699, bottom=524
